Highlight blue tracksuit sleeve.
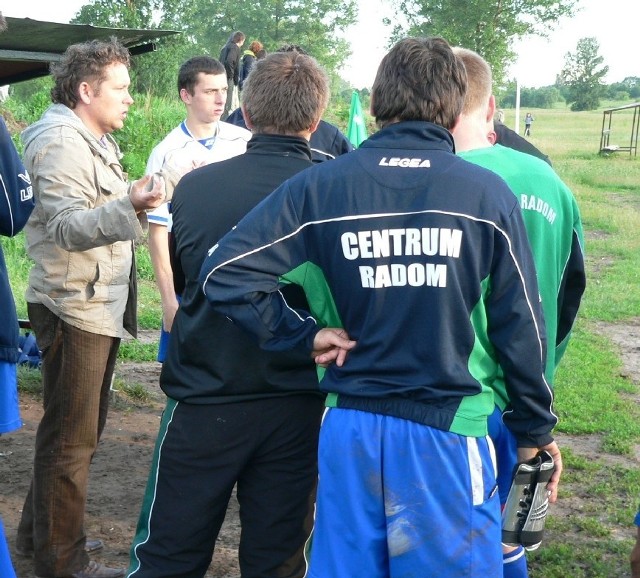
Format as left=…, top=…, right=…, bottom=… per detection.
left=200, top=182, right=320, bottom=353
left=0, top=118, right=34, bottom=237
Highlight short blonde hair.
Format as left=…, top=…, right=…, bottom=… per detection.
left=452, top=47, right=493, bottom=115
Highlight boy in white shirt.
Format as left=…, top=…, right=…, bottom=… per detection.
left=146, top=56, right=250, bottom=359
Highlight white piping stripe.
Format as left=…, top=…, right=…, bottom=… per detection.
left=467, top=437, right=484, bottom=506
left=503, top=547, right=526, bottom=563
left=277, top=288, right=316, bottom=325
left=127, top=401, right=179, bottom=577
left=0, top=174, right=16, bottom=237
left=486, top=434, right=498, bottom=479
left=309, top=147, right=336, bottom=160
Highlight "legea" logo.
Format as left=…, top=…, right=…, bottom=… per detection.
left=379, top=157, right=431, bottom=168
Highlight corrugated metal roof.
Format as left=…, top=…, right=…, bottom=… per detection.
left=0, top=17, right=179, bottom=85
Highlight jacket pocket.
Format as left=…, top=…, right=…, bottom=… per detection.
left=94, top=162, right=125, bottom=203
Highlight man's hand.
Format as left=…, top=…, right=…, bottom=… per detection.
left=129, top=174, right=166, bottom=212
left=518, top=441, right=562, bottom=503
left=631, top=526, right=640, bottom=578
left=312, top=328, right=356, bottom=368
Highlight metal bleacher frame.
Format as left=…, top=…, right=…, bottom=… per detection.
left=599, top=102, right=640, bottom=156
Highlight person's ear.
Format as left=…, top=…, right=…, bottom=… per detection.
left=241, top=104, right=254, bottom=130
left=179, top=88, right=192, bottom=105
left=309, top=117, right=321, bottom=135
left=78, top=81, right=92, bottom=105
left=486, top=94, right=496, bottom=124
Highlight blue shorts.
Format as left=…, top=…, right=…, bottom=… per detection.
left=156, top=295, right=181, bottom=363
left=156, top=327, right=170, bottom=363
left=487, top=405, right=518, bottom=506
left=307, top=408, right=501, bottom=578
left=0, top=518, right=17, bottom=578
left=0, top=362, right=21, bottom=434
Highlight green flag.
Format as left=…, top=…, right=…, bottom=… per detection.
left=346, top=90, right=368, bottom=147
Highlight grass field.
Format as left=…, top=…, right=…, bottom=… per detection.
left=2, top=100, right=640, bottom=576
left=508, top=104, right=640, bottom=577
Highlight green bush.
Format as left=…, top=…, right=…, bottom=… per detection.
left=2, top=88, right=184, bottom=175
left=116, top=92, right=184, bottom=177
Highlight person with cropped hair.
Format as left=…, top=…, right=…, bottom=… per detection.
left=145, top=55, right=250, bottom=363
left=127, top=49, right=331, bottom=578
left=199, top=36, right=561, bottom=577
left=226, top=43, right=353, bottom=162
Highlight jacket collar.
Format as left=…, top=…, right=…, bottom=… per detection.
left=360, top=121, right=455, bottom=154
left=21, top=103, right=123, bottom=161
left=245, top=133, right=312, bottom=161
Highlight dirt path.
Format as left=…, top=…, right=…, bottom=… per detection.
left=0, top=357, right=241, bottom=578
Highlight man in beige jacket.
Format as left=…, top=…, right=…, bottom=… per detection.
left=15, top=38, right=165, bottom=578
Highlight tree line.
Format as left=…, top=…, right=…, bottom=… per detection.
left=65, top=0, right=582, bottom=95
left=70, top=0, right=358, bottom=96
left=498, top=37, right=638, bottom=111
left=9, top=1, right=629, bottom=114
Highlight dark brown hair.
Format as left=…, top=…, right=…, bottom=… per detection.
left=371, top=37, right=467, bottom=130
left=178, top=56, right=225, bottom=96
left=231, top=31, right=245, bottom=43
left=50, top=37, right=130, bottom=108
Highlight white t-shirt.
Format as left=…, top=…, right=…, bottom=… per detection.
left=147, top=120, right=251, bottom=227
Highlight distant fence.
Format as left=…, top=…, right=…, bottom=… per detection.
left=599, top=102, right=640, bottom=156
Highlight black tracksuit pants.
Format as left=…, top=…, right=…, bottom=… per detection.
left=127, top=394, right=324, bottom=578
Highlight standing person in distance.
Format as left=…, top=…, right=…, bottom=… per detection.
left=128, top=50, right=332, bottom=578
left=219, top=31, right=245, bottom=120
left=238, top=40, right=263, bottom=93
left=492, top=117, right=551, bottom=165
left=145, top=56, right=250, bottom=362
left=452, top=46, right=585, bottom=578
left=15, top=37, right=166, bottom=578
left=524, top=112, right=534, bottom=136
left=199, top=36, right=561, bottom=578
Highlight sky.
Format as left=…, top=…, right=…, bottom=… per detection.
left=5, top=0, right=638, bottom=89
left=343, top=0, right=638, bottom=89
